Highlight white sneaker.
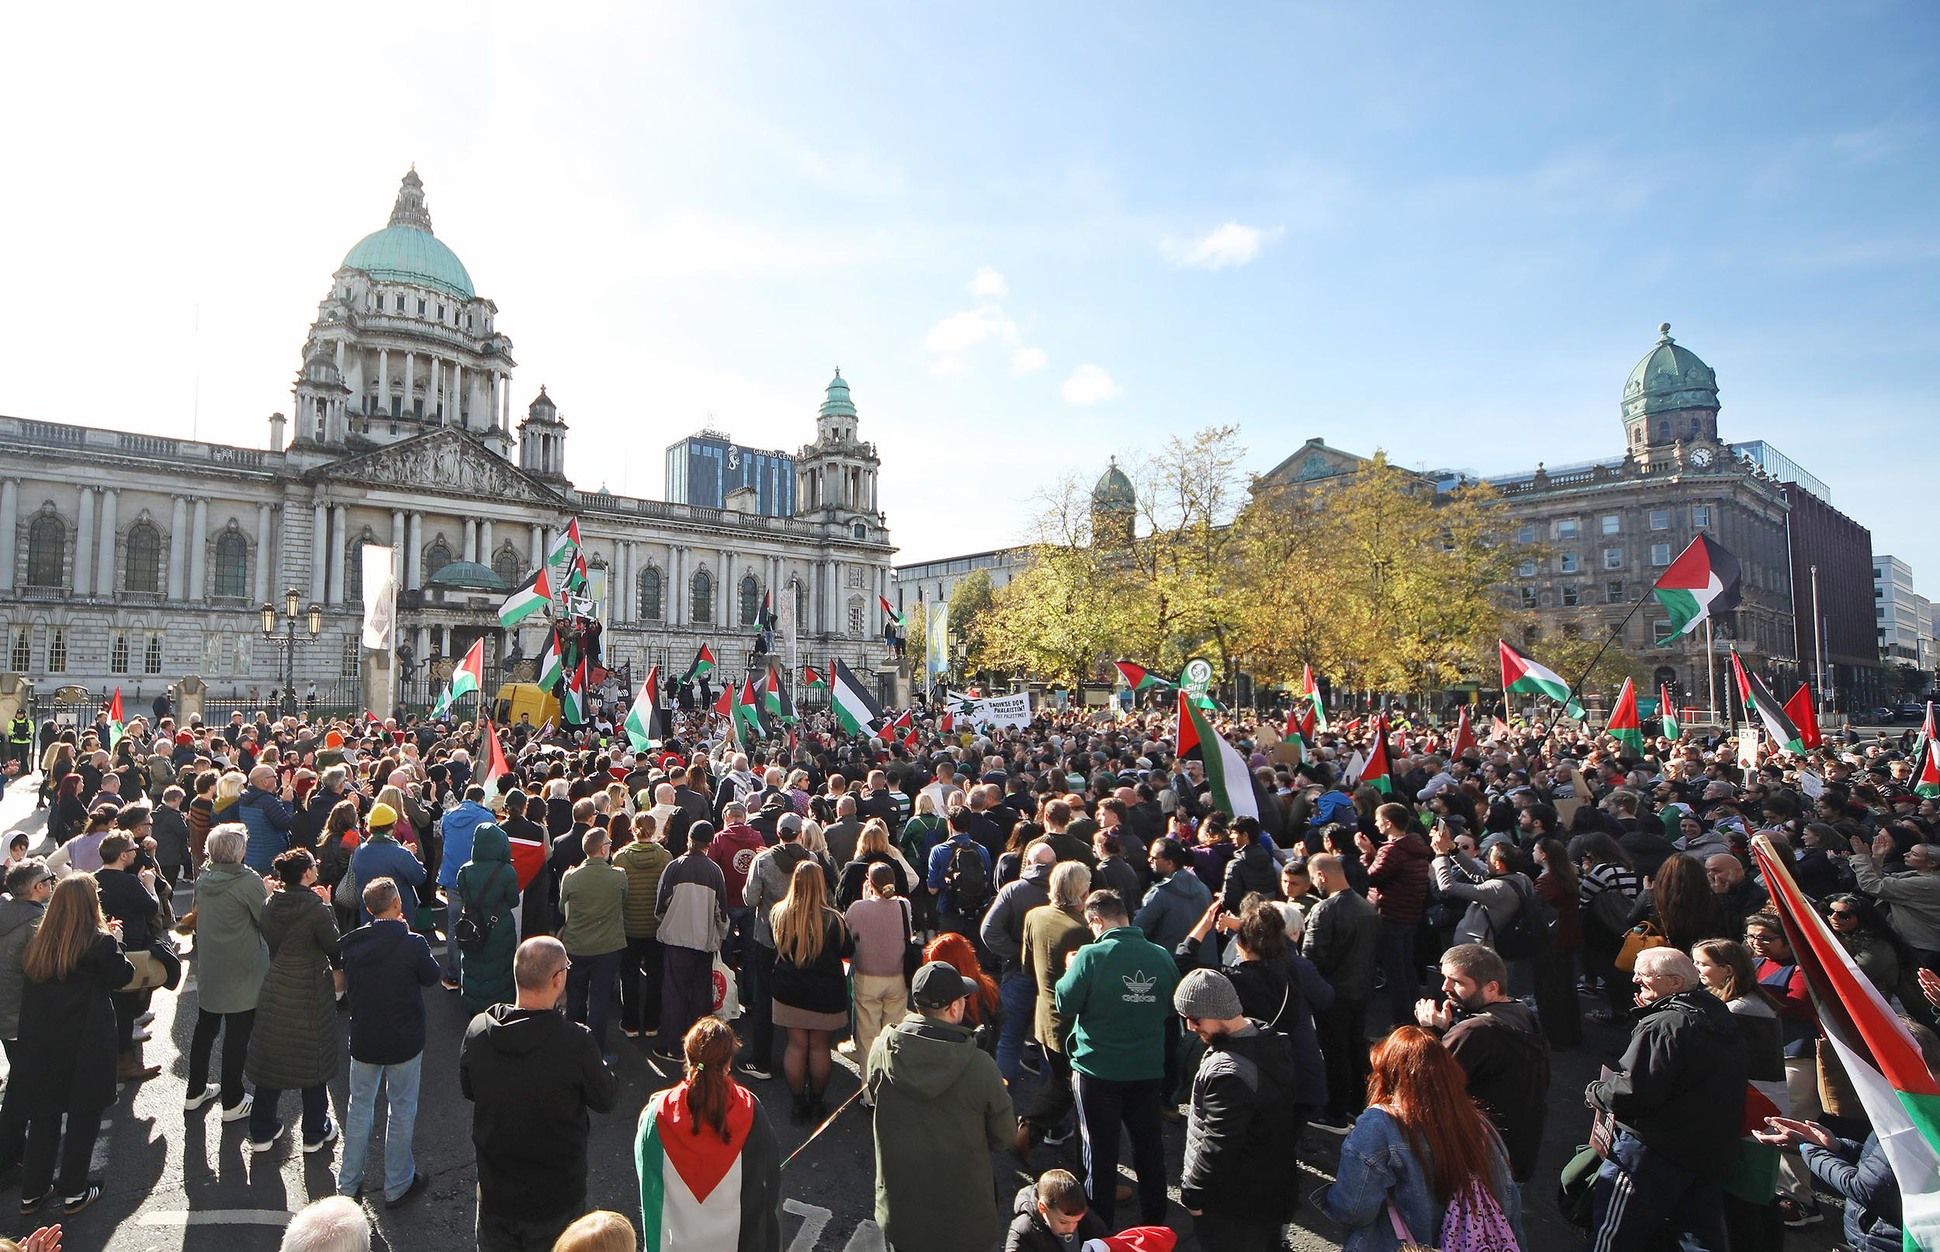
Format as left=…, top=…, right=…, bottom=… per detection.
left=221, top=1094, right=254, bottom=1122
left=302, top=1119, right=339, bottom=1154
left=183, top=1088, right=218, bottom=1112
left=135, top=1011, right=156, bottom=1027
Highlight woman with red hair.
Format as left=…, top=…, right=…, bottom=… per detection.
left=1317, top=1026, right=1526, bottom=1249
left=922, top=932, right=999, bottom=1029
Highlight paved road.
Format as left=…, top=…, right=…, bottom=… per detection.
left=0, top=775, right=1848, bottom=1250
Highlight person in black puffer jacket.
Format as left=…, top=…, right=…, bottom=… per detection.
left=1220, top=817, right=1281, bottom=912
left=1003, top=1172, right=1106, bottom=1251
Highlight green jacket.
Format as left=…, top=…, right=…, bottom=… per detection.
left=1053, top=924, right=1177, bottom=1081
left=866, top=1013, right=1014, bottom=1252
left=191, top=862, right=270, bottom=1015
left=454, top=825, right=521, bottom=1012
left=559, top=857, right=628, bottom=956
left=612, top=839, right=670, bottom=939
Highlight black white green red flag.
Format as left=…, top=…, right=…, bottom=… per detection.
left=1912, top=703, right=1940, bottom=799
left=545, top=519, right=587, bottom=594
left=1783, top=683, right=1822, bottom=751
left=562, top=654, right=588, bottom=726
left=1607, top=677, right=1644, bottom=754
left=877, top=595, right=904, bottom=629
left=1731, top=651, right=1804, bottom=754
left=1175, top=691, right=1259, bottom=820
left=1659, top=683, right=1681, bottom=741
left=106, top=688, right=125, bottom=749
left=433, top=638, right=485, bottom=719
left=499, top=566, right=554, bottom=628
left=1498, top=639, right=1586, bottom=720
left=536, top=628, right=563, bottom=691
left=624, top=666, right=666, bottom=751
left=803, top=664, right=827, bottom=690
left=762, top=662, right=795, bottom=725
left=1113, top=661, right=1171, bottom=692
left=1652, top=535, right=1742, bottom=645
left=682, top=644, right=716, bottom=682
left=830, top=659, right=883, bottom=737
left=734, top=678, right=767, bottom=742
left=1359, top=717, right=1393, bottom=795
left=1302, top=663, right=1330, bottom=733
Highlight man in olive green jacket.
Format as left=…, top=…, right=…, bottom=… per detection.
left=557, top=828, right=627, bottom=1060
left=611, top=823, right=670, bottom=1038
left=866, top=962, right=1013, bottom=1252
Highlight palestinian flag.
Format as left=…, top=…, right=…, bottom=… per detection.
left=683, top=644, right=716, bottom=683
left=562, top=654, right=588, bottom=726
left=712, top=683, right=736, bottom=744
left=830, top=659, right=884, bottom=737
left=105, top=688, right=125, bottom=750
left=1175, top=691, right=1260, bottom=820
left=499, top=566, right=554, bottom=628
left=1731, top=651, right=1804, bottom=753
left=545, top=518, right=587, bottom=593
left=1653, top=535, right=1742, bottom=645
left=1359, top=717, right=1394, bottom=795
left=1113, top=661, right=1170, bottom=692
left=1783, top=683, right=1822, bottom=751
left=803, top=664, right=827, bottom=690
left=877, top=594, right=904, bottom=629
left=434, top=638, right=486, bottom=719
left=756, top=588, right=776, bottom=631
left=480, top=718, right=513, bottom=797
left=879, top=709, right=912, bottom=743
left=939, top=710, right=955, bottom=734
left=536, top=628, right=564, bottom=692
left=1285, top=702, right=1315, bottom=744
left=636, top=1082, right=779, bottom=1252
left=734, top=678, right=767, bottom=742
left=624, top=666, right=667, bottom=751
left=492, top=720, right=546, bottom=889
left=1912, top=703, right=1940, bottom=799
left=1607, top=677, right=1644, bottom=755
left=1499, top=639, right=1586, bottom=720
left=1659, top=683, right=1681, bottom=741
left=1751, top=834, right=1940, bottom=1249
left=762, top=662, right=795, bottom=725
left=1449, top=704, right=1477, bottom=760
left=1490, top=714, right=1511, bottom=742
left=1302, top=663, right=1330, bottom=733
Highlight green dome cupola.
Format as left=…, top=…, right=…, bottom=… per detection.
left=1622, top=323, right=1720, bottom=456
left=340, top=169, right=476, bottom=301
left=818, top=368, right=857, bottom=420
left=1091, top=457, right=1136, bottom=546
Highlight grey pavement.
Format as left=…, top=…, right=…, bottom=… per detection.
left=0, top=772, right=1849, bottom=1250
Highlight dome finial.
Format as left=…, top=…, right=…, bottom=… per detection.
left=389, top=168, right=434, bottom=233
left=1658, top=322, right=1673, bottom=342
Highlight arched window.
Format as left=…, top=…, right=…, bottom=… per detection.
left=124, top=522, right=162, bottom=594
left=491, top=546, right=520, bottom=589
left=424, top=538, right=452, bottom=582
left=638, top=567, right=662, bottom=621
left=346, top=538, right=367, bottom=600
left=25, top=514, right=63, bottom=588
left=792, top=578, right=806, bottom=623
left=739, top=575, right=760, bottom=626
left=213, top=531, right=248, bottom=598
left=690, top=570, right=713, bottom=624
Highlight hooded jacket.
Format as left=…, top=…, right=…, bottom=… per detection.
left=1585, top=988, right=1747, bottom=1178
left=1182, top=1022, right=1303, bottom=1223
left=237, top=784, right=294, bottom=873
left=1431, top=853, right=1534, bottom=949
left=865, top=1012, right=1014, bottom=1252
left=460, top=1002, right=621, bottom=1220
left=438, top=799, right=496, bottom=890
left=979, top=858, right=1052, bottom=970
left=1439, top=998, right=1550, bottom=1181
left=0, top=897, right=44, bottom=1039
left=190, top=861, right=270, bottom=1014
left=744, top=841, right=820, bottom=948
left=1134, top=868, right=1212, bottom=951
left=339, top=917, right=440, bottom=1064
left=1366, top=831, right=1432, bottom=924
left=454, top=824, right=521, bottom=1012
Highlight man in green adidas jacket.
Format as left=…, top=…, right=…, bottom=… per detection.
left=1053, top=887, right=1179, bottom=1229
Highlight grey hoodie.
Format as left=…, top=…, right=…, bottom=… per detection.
left=979, top=859, right=1052, bottom=968
left=0, top=897, right=45, bottom=1039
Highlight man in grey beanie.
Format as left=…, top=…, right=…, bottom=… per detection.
left=1173, top=968, right=1303, bottom=1251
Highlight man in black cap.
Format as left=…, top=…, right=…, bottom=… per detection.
left=865, top=961, right=1013, bottom=1252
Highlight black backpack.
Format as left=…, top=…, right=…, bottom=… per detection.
left=1490, top=873, right=1558, bottom=960
left=944, top=841, right=992, bottom=918
left=455, top=863, right=511, bottom=951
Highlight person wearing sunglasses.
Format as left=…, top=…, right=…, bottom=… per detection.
left=1823, top=895, right=1904, bottom=999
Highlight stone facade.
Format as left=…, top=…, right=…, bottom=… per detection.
left=0, top=171, right=896, bottom=705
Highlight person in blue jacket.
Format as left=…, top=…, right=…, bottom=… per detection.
left=437, top=785, right=496, bottom=983
left=238, top=765, right=295, bottom=874
left=1757, top=1117, right=1902, bottom=1252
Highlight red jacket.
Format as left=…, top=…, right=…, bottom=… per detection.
left=707, top=822, right=767, bottom=900
left=1366, top=832, right=1432, bottom=924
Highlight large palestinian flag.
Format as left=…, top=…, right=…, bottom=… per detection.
left=1607, top=677, right=1644, bottom=754
left=802, top=664, right=827, bottom=690
left=636, top=1083, right=780, bottom=1252
left=1731, top=651, right=1804, bottom=754
left=830, top=659, right=883, bottom=737
left=1359, top=716, right=1394, bottom=795
left=1911, top=702, right=1940, bottom=799
left=1499, top=639, right=1585, bottom=720
left=1176, top=691, right=1259, bottom=820
left=734, top=678, right=767, bottom=742
left=1653, top=535, right=1742, bottom=645
left=106, top=688, right=125, bottom=750
left=1113, top=661, right=1170, bottom=692
left=624, top=666, right=667, bottom=751
left=562, top=654, right=588, bottom=726
left=762, top=662, right=795, bottom=725
left=433, top=638, right=486, bottom=719
left=536, top=628, right=564, bottom=692
left=1752, top=834, right=1940, bottom=1249
left=683, top=643, right=716, bottom=683
left=498, top=566, right=555, bottom=628
left=545, top=518, right=588, bottom=594
left=1301, top=663, right=1330, bottom=733
left=877, top=594, right=904, bottom=630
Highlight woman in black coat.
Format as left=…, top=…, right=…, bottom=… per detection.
left=243, top=848, right=341, bottom=1152
left=16, top=873, right=134, bottom=1215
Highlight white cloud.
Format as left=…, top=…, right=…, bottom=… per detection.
left=1061, top=363, right=1120, bottom=405
left=1011, top=346, right=1048, bottom=375
left=1163, top=221, right=1277, bottom=270
left=969, top=266, right=1008, bottom=298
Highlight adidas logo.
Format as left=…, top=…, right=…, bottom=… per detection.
left=1121, top=970, right=1158, bottom=1003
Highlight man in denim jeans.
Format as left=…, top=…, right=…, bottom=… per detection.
left=337, top=876, right=439, bottom=1207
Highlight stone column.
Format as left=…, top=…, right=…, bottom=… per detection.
left=463, top=519, right=478, bottom=564
left=673, top=546, right=686, bottom=628
left=188, top=498, right=208, bottom=601
left=94, top=488, right=117, bottom=597
left=167, top=496, right=188, bottom=600
left=376, top=349, right=388, bottom=415
left=618, top=541, right=632, bottom=624
left=405, top=513, right=422, bottom=587
left=327, top=505, right=347, bottom=605
left=391, top=509, right=406, bottom=587
left=479, top=520, right=494, bottom=570
left=724, top=551, right=736, bottom=628
left=528, top=523, right=542, bottom=569
left=73, top=487, right=94, bottom=595
left=452, top=362, right=464, bottom=428
left=0, top=479, right=15, bottom=590
left=311, top=501, right=328, bottom=603
left=255, top=504, right=274, bottom=604
left=403, top=352, right=416, bottom=418
left=500, top=374, right=511, bottom=431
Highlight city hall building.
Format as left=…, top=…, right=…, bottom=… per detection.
left=0, top=171, right=897, bottom=710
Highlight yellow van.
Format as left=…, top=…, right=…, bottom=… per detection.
left=492, top=682, right=561, bottom=729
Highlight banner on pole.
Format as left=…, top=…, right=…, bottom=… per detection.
left=946, top=689, right=1032, bottom=729
left=925, top=601, right=949, bottom=686
left=361, top=545, right=397, bottom=650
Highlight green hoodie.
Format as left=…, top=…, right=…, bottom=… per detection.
left=455, top=824, right=520, bottom=1012
left=1053, top=924, right=1178, bottom=1081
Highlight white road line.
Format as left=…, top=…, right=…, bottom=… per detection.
left=135, top=1210, right=295, bottom=1227
left=842, top=1220, right=886, bottom=1251
left=782, top=1198, right=831, bottom=1252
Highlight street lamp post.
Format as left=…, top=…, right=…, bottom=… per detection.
left=261, top=587, right=323, bottom=708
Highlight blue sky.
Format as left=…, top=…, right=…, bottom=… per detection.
left=2, top=3, right=1936, bottom=588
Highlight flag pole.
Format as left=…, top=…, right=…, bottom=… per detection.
left=1532, top=589, right=1654, bottom=761
left=1705, top=617, right=1717, bottom=726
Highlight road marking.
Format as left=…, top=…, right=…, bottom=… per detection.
left=782, top=1198, right=831, bottom=1252
left=842, top=1220, right=885, bottom=1251
left=135, top=1210, right=295, bottom=1227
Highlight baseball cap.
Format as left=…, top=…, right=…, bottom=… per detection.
left=910, top=961, right=978, bottom=1009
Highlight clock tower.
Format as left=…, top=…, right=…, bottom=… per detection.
left=1621, top=323, right=1721, bottom=468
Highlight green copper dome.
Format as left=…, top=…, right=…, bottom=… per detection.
left=340, top=170, right=476, bottom=301
left=818, top=368, right=857, bottom=419
left=1092, top=458, right=1135, bottom=508
left=1622, top=323, right=1718, bottom=421
left=425, top=560, right=505, bottom=592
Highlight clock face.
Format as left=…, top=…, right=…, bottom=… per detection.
left=1689, top=447, right=1713, bottom=468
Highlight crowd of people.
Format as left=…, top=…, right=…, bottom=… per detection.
left=0, top=688, right=1936, bottom=1251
